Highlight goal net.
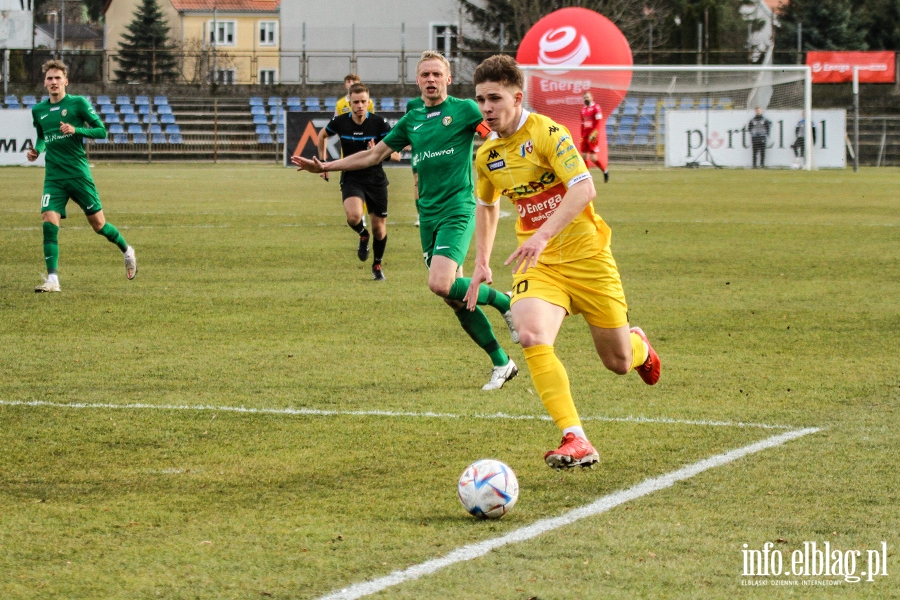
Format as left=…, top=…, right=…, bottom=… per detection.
left=519, top=65, right=824, bottom=169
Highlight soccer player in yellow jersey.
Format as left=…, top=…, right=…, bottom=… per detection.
left=334, top=74, right=375, bottom=116
left=467, top=55, right=661, bottom=469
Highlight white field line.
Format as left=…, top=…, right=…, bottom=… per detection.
left=316, top=427, right=819, bottom=600
left=0, top=400, right=798, bottom=430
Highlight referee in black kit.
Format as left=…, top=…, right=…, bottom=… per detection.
left=316, top=83, right=400, bottom=280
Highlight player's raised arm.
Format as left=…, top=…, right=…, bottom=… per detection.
left=292, top=139, right=393, bottom=174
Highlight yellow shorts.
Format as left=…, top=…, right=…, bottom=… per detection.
left=509, top=246, right=629, bottom=329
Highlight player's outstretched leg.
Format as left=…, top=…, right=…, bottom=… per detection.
left=347, top=219, right=369, bottom=261
left=448, top=278, right=518, bottom=344
left=454, top=307, right=516, bottom=390
left=36, top=222, right=61, bottom=292
left=630, top=327, right=660, bottom=385
left=371, top=234, right=386, bottom=280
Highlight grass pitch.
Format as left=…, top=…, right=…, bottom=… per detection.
left=1, top=164, right=898, bottom=599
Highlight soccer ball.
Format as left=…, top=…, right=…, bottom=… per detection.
left=457, top=459, right=519, bottom=519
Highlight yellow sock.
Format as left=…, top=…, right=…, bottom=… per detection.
left=523, top=344, right=580, bottom=430
left=630, top=332, right=649, bottom=371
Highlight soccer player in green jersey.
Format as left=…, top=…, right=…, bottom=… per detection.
left=27, top=59, right=136, bottom=292
left=293, top=51, right=519, bottom=391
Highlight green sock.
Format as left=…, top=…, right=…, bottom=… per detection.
left=42, top=222, right=59, bottom=274
left=447, top=278, right=511, bottom=313
left=98, top=223, right=128, bottom=252
left=455, top=307, right=509, bottom=367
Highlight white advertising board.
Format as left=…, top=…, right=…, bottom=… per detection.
left=665, top=110, right=846, bottom=168
left=0, top=109, right=44, bottom=166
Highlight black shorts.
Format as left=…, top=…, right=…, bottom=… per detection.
left=341, top=180, right=388, bottom=217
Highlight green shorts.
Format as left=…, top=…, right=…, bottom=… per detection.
left=41, top=177, right=102, bottom=219
left=418, top=212, right=475, bottom=269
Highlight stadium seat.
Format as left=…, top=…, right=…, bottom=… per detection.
left=305, top=97, right=321, bottom=111
left=5, top=94, right=18, bottom=105
left=157, top=105, right=173, bottom=115
left=124, top=114, right=140, bottom=124
left=275, top=122, right=284, bottom=134
left=633, top=134, right=650, bottom=145
left=127, top=124, right=143, bottom=135
left=638, top=115, right=653, bottom=127
left=153, top=95, right=168, bottom=106
left=96, top=95, right=111, bottom=105
left=164, top=124, right=181, bottom=134
left=169, top=133, right=184, bottom=144
left=116, top=95, right=130, bottom=105
left=380, top=98, right=396, bottom=111
left=108, top=124, right=125, bottom=135
left=258, top=133, right=274, bottom=144
left=323, top=96, right=337, bottom=110
left=679, top=98, right=694, bottom=109
left=22, top=95, right=37, bottom=106
left=41, top=95, right=50, bottom=103
left=267, top=96, right=282, bottom=106
left=138, top=104, right=150, bottom=114
left=277, top=133, right=284, bottom=144
left=100, top=104, right=116, bottom=114
left=255, top=124, right=270, bottom=134
left=618, top=116, right=635, bottom=128
left=135, top=96, right=149, bottom=106
left=104, top=114, right=121, bottom=124
left=113, top=133, right=129, bottom=144
left=160, top=114, right=176, bottom=124
left=93, top=136, right=109, bottom=144
left=120, top=104, right=135, bottom=114
left=152, top=133, right=167, bottom=144
left=716, top=97, right=734, bottom=109
left=286, top=97, right=302, bottom=110
left=697, top=100, right=711, bottom=111
left=662, top=98, right=677, bottom=110
left=132, top=133, right=148, bottom=144
left=607, top=115, right=617, bottom=126
left=5, top=102, right=21, bottom=109
left=253, top=114, right=269, bottom=125
left=269, top=105, right=283, bottom=117
left=150, top=124, right=163, bottom=134
left=606, top=123, right=615, bottom=138
left=622, top=103, right=638, bottom=116
left=249, top=97, right=264, bottom=106
left=251, top=105, right=266, bottom=115
left=142, top=114, right=158, bottom=124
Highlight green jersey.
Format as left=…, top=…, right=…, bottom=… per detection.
left=32, top=94, right=106, bottom=182
left=383, top=96, right=483, bottom=221
left=405, top=96, right=425, bottom=113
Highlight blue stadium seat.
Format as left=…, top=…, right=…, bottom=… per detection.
left=93, top=136, right=109, bottom=144
left=662, top=98, right=677, bottom=110
left=96, top=95, right=111, bottom=105
left=138, top=104, right=150, bottom=114
left=607, top=115, right=617, bottom=126
left=277, top=133, right=285, bottom=144
left=104, top=114, right=121, bottom=124
left=124, top=114, right=140, bottom=124
left=142, top=114, right=158, bottom=124
left=152, top=133, right=167, bottom=144
left=6, top=94, right=19, bottom=104
left=156, top=105, right=173, bottom=115
left=116, top=95, right=130, bottom=105
left=323, top=97, right=337, bottom=111
left=679, top=98, right=694, bottom=109
left=127, top=124, right=143, bottom=135
left=150, top=124, right=163, bottom=134
left=119, top=105, right=135, bottom=114
left=108, top=124, right=125, bottom=135
left=305, top=97, right=321, bottom=111
left=269, top=105, right=283, bottom=117
left=251, top=105, right=266, bottom=115
left=697, top=100, right=711, bottom=111
left=113, top=133, right=129, bottom=143
left=267, top=96, right=282, bottom=106
left=22, top=95, right=37, bottom=106
left=606, top=124, right=615, bottom=137
left=160, top=114, right=176, bottom=124
left=5, top=102, right=21, bottom=109
left=638, top=115, right=653, bottom=127
left=380, top=98, right=396, bottom=111
left=618, top=116, right=635, bottom=128
left=132, top=133, right=148, bottom=144
left=249, top=97, right=264, bottom=106
left=164, top=124, right=181, bottom=134
left=253, top=114, right=269, bottom=125
left=41, top=95, right=50, bottom=103
left=258, top=133, right=274, bottom=144
left=169, top=133, right=184, bottom=144
left=621, top=103, right=638, bottom=116
left=286, top=97, right=301, bottom=110
left=100, top=104, right=116, bottom=114
left=275, top=122, right=284, bottom=134
left=135, top=96, right=149, bottom=106
left=255, top=124, right=270, bottom=134
left=153, top=95, right=168, bottom=106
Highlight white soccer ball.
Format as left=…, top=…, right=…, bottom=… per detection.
left=457, top=459, right=519, bottom=519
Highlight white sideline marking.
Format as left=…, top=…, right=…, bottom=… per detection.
left=316, top=427, right=819, bottom=600
left=0, top=400, right=797, bottom=430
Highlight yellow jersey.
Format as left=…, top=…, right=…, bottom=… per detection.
left=334, top=96, right=376, bottom=115
left=475, top=110, right=610, bottom=264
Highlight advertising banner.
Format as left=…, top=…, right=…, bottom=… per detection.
left=0, top=109, right=44, bottom=166
left=665, top=110, right=846, bottom=169
left=285, top=111, right=408, bottom=166
left=807, top=51, right=896, bottom=84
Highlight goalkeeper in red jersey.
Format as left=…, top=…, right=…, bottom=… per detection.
left=580, top=91, right=609, bottom=183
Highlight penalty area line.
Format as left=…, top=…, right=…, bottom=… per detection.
left=0, top=400, right=798, bottom=430
left=315, top=427, right=820, bottom=600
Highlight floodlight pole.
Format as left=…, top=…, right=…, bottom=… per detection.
left=852, top=66, right=859, bottom=173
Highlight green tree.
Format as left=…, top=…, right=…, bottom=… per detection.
left=775, top=0, right=868, bottom=51
left=857, top=0, right=900, bottom=50
left=114, top=0, right=178, bottom=83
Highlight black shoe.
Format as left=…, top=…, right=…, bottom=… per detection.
left=372, top=263, right=385, bottom=281
left=357, top=233, right=370, bottom=261
left=603, top=171, right=609, bottom=183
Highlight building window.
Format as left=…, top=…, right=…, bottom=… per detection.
left=215, top=69, right=236, bottom=84
left=259, top=21, right=277, bottom=46
left=210, top=21, right=236, bottom=46
left=259, top=69, right=277, bottom=85
left=431, top=24, right=458, bottom=57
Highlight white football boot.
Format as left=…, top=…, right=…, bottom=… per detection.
left=482, top=360, right=518, bottom=391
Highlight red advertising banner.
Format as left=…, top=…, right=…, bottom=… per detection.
left=807, top=51, right=896, bottom=83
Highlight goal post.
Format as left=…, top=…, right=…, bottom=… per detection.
left=519, top=65, right=821, bottom=170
